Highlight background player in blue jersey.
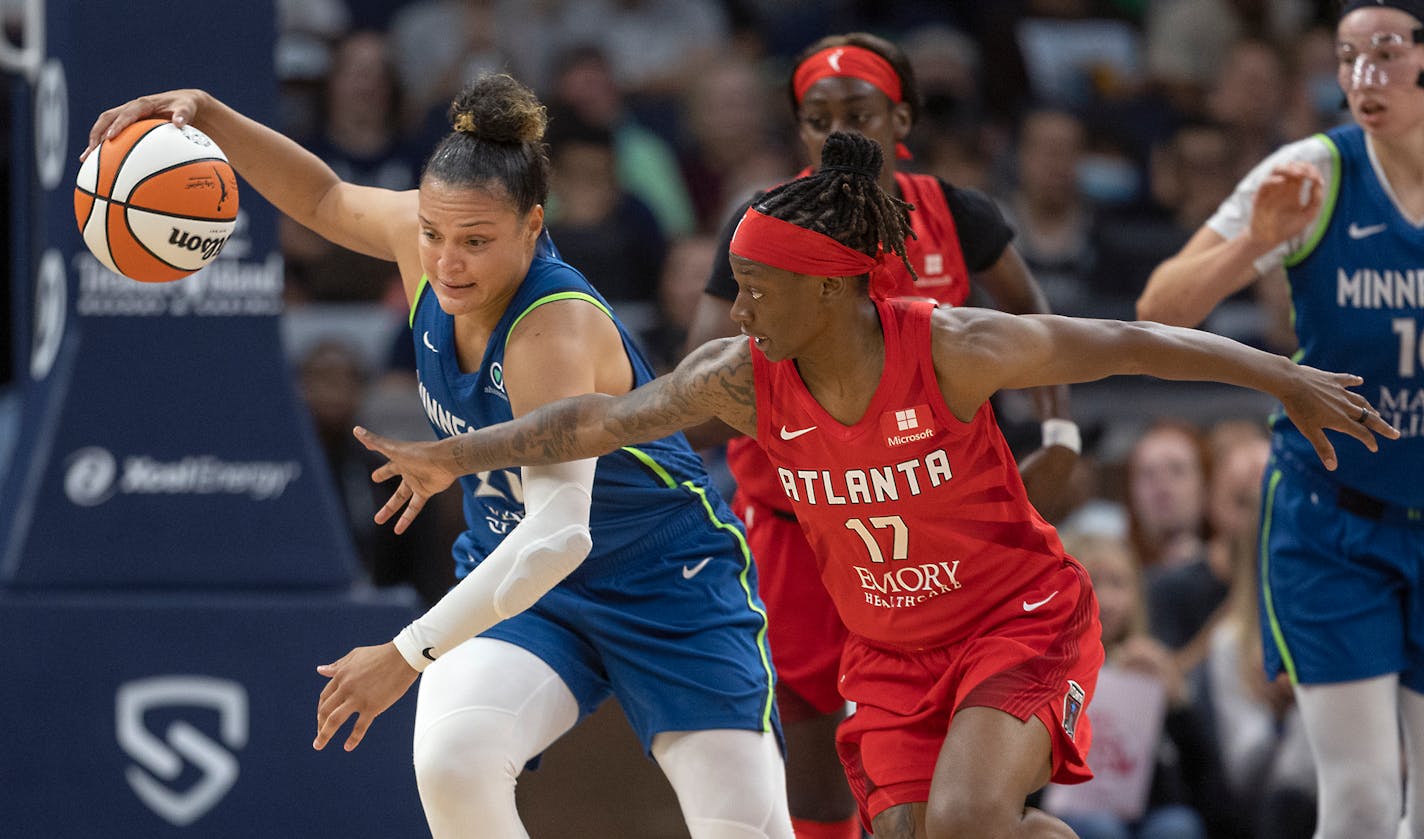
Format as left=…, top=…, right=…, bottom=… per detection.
left=1139, top=2, right=1424, bottom=836
left=85, top=75, right=791, bottom=839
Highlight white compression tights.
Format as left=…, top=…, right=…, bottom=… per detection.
left=412, top=637, right=579, bottom=839
left=1294, top=675, right=1424, bottom=839
left=652, top=728, right=792, bottom=839
left=1399, top=686, right=1424, bottom=839
left=412, top=637, right=792, bottom=839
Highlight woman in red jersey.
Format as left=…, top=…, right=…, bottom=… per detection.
left=689, top=33, right=1076, bottom=838
left=353, top=132, right=1397, bottom=839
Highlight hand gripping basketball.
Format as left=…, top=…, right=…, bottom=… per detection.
left=75, top=116, right=238, bottom=282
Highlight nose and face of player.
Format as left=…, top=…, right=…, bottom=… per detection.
left=1337, top=7, right=1424, bottom=136
left=730, top=254, right=867, bottom=365
left=417, top=177, right=544, bottom=320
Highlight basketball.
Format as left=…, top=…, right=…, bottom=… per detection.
left=74, top=117, right=240, bottom=283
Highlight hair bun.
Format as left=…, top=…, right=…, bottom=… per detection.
left=818, top=131, right=883, bottom=180
left=447, top=73, right=546, bottom=145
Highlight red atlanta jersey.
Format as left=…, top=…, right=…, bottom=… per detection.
left=728, top=171, right=971, bottom=514
left=751, top=299, right=1069, bottom=647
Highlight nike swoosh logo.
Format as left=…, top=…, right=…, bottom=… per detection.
left=1022, top=591, right=1059, bottom=612
left=1348, top=222, right=1388, bottom=239
left=779, top=425, right=817, bottom=440
left=682, top=556, right=713, bottom=579
left=421, top=646, right=437, bottom=661
left=423, top=331, right=439, bottom=353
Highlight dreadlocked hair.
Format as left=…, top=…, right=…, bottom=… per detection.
left=753, top=131, right=916, bottom=280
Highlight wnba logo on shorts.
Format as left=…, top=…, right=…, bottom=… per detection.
left=1062, top=680, right=1086, bottom=740
left=116, top=676, right=248, bottom=826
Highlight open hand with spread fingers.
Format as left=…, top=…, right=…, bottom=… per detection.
left=353, top=426, right=460, bottom=534
left=313, top=642, right=418, bottom=752
left=1276, top=366, right=1400, bottom=470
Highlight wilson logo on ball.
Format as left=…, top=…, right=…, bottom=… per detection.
left=168, top=229, right=229, bottom=260
left=75, top=118, right=240, bottom=283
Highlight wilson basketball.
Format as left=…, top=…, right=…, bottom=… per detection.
left=74, top=118, right=239, bottom=283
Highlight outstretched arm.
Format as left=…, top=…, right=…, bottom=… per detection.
left=355, top=336, right=757, bottom=529
left=935, top=308, right=1399, bottom=471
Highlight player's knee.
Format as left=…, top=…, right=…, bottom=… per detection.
left=413, top=709, right=520, bottom=804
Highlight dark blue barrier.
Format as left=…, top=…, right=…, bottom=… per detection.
left=0, top=590, right=429, bottom=837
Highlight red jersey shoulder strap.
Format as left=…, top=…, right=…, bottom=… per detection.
left=881, top=297, right=936, bottom=397
left=879, top=173, right=970, bottom=306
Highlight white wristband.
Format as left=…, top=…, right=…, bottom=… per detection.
left=1041, top=419, right=1082, bottom=455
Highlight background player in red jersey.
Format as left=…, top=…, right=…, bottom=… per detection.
left=352, top=133, right=1398, bottom=839
left=689, top=36, right=1076, bottom=836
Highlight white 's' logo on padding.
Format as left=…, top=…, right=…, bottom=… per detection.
left=116, top=676, right=248, bottom=827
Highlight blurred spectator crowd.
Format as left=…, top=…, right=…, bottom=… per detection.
left=268, top=2, right=1344, bottom=835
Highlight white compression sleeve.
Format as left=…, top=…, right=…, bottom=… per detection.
left=392, top=458, right=597, bottom=672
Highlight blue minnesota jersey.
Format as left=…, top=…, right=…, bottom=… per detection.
left=409, top=232, right=719, bottom=578
left=1279, top=124, right=1424, bottom=506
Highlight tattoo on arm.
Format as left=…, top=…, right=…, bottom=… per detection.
left=444, top=338, right=758, bottom=472
left=607, top=338, right=757, bottom=439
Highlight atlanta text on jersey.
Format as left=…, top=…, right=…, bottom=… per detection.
left=776, top=449, right=953, bottom=506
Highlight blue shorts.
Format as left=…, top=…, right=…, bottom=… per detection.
left=481, top=498, right=780, bottom=754
left=1258, top=447, right=1424, bottom=691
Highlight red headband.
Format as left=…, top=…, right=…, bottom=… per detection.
left=729, top=207, right=879, bottom=277
left=792, top=45, right=912, bottom=160
left=793, top=45, right=903, bottom=104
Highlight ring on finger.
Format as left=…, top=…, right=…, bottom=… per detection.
left=1356, top=405, right=1370, bottom=423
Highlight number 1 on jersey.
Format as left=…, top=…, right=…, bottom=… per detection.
left=845, top=515, right=908, bottom=563
left=1392, top=317, right=1423, bottom=378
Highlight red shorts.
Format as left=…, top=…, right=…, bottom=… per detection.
left=833, top=561, right=1103, bottom=830
left=738, top=491, right=847, bottom=720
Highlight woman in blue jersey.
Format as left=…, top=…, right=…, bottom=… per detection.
left=85, top=75, right=790, bottom=839
left=1138, top=3, right=1424, bottom=836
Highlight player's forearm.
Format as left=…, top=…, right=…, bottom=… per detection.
left=1137, top=234, right=1268, bottom=327
left=188, top=92, right=341, bottom=228
left=445, top=393, right=632, bottom=475
left=393, top=461, right=596, bottom=671
left=1121, top=320, right=1297, bottom=397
